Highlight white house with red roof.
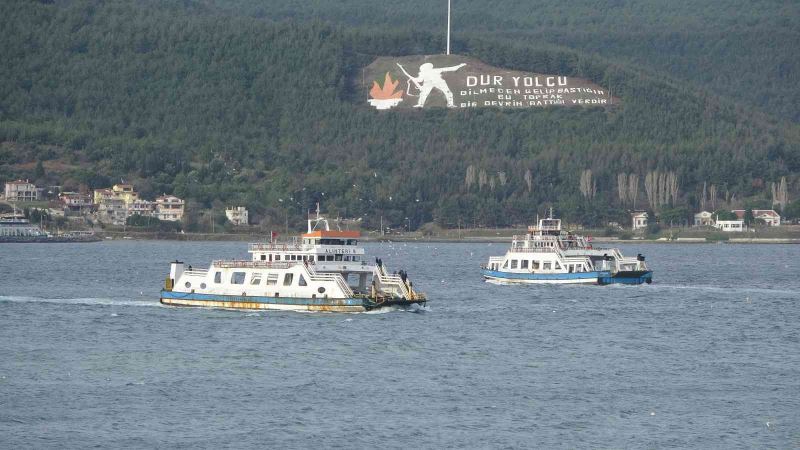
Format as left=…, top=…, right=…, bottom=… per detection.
left=731, top=209, right=781, bottom=226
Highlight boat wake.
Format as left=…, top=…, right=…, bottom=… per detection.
left=365, top=303, right=430, bottom=314
left=0, top=295, right=162, bottom=308
left=648, top=284, right=798, bottom=296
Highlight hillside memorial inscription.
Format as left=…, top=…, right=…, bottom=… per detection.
left=365, top=55, right=616, bottom=111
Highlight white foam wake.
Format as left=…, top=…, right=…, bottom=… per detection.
left=0, top=295, right=162, bottom=308
left=651, top=284, right=798, bottom=296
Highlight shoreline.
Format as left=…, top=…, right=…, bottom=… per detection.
left=92, top=231, right=800, bottom=244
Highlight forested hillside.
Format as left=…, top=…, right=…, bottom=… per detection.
left=1, top=0, right=798, bottom=230
left=195, top=0, right=800, bottom=124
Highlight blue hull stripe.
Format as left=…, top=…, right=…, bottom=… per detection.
left=599, top=271, right=653, bottom=285
left=481, top=269, right=611, bottom=281
left=161, top=290, right=365, bottom=307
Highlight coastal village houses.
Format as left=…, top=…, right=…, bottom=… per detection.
left=92, top=184, right=184, bottom=225
left=714, top=219, right=745, bottom=232
left=4, top=179, right=42, bottom=202
left=59, top=192, right=93, bottom=211
left=732, top=209, right=781, bottom=226
left=631, top=211, right=648, bottom=230
left=154, top=195, right=185, bottom=222
left=225, top=206, right=249, bottom=226
left=692, top=209, right=782, bottom=230
left=693, top=211, right=715, bottom=227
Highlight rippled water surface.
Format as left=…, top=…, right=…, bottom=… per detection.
left=1, top=241, right=798, bottom=448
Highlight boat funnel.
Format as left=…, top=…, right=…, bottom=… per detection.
left=169, top=260, right=185, bottom=281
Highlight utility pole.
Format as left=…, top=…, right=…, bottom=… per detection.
left=446, top=0, right=452, bottom=55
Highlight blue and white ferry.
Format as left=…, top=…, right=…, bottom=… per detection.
left=161, top=209, right=426, bottom=312
left=481, top=214, right=652, bottom=285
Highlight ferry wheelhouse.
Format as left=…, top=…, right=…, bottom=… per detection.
left=481, top=214, right=652, bottom=285
left=161, top=211, right=426, bottom=312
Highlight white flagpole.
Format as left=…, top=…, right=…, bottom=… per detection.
left=446, top=0, right=451, bottom=55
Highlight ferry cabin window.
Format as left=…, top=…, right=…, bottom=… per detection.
left=275, top=254, right=281, bottom=261
left=266, top=273, right=278, bottom=285
left=298, top=275, right=307, bottom=286
left=260, top=254, right=266, bottom=261
left=521, top=260, right=529, bottom=269
left=554, top=262, right=561, bottom=270
left=532, top=261, right=540, bottom=270
left=327, top=255, right=334, bottom=261
left=502, top=260, right=508, bottom=269
left=231, top=272, right=246, bottom=284
left=250, top=274, right=262, bottom=285
left=283, top=273, right=294, bottom=286
left=510, top=260, right=518, bottom=269
left=214, top=272, right=222, bottom=283
left=543, top=262, right=552, bottom=271
left=308, top=255, right=314, bottom=262
left=335, top=254, right=343, bottom=261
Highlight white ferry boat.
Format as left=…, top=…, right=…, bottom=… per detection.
left=0, top=211, right=99, bottom=243
left=481, top=213, right=652, bottom=285
left=161, top=209, right=426, bottom=312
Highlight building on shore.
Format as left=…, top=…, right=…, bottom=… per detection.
left=93, top=184, right=139, bottom=206
left=225, top=206, right=249, bottom=226
left=693, top=211, right=715, bottom=227
left=59, top=192, right=93, bottom=211
left=4, top=180, right=42, bottom=202
left=714, top=219, right=745, bottom=232
left=631, top=211, right=648, bottom=230
left=129, top=199, right=155, bottom=217
left=97, top=198, right=128, bottom=225
left=92, top=184, right=184, bottom=225
left=155, top=195, right=185, bottom=222
left=732, top=209, right=781, bottom=227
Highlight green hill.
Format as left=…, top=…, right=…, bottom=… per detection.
left=1, top=0, right=798, bottom=230
left=191, top=0, right=800, bottom=124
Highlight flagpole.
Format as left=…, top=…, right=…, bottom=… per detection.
left=446, top=0, right=451, bottom=55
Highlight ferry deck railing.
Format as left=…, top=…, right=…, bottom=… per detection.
left=212, top=260, right=301, bottom=269
left=306, top=268, right=354, bottom=297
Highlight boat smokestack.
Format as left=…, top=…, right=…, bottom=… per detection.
left=169, top=260, right=185, bottom=281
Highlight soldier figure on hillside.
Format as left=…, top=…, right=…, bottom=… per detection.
left=397, top=62, right=466, bottom=108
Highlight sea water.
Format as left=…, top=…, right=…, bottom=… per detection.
left=0, top=241, right=798, bottom=448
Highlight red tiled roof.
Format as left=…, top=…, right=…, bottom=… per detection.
left=732, top=209, right=780, bottom=219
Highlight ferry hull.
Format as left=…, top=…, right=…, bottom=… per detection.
left=481, top=269, right=610, bottom=285
left=598, top=271, right=653, bottom=285
left=160, top=290, right=420, bottom=312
